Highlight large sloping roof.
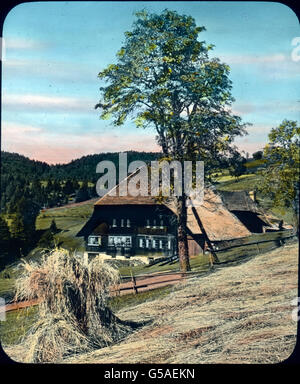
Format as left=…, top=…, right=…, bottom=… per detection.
left=184, top=189, right=251, bottom=241
left=92, top=170, right=251, bottom=241
left=218, top=190, right=259, bottom=212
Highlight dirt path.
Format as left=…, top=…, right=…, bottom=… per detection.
left=1, top=272, right=187, bottom=313
left=42, top=197, right=98, bottom=212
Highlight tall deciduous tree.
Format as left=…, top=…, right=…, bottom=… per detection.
left=96, top=9, right=247, bottom=271
left=259, top=120, right=300, bottom=236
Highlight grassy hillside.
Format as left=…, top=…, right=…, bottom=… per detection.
left=36, top=200, right=96, bottom=251
left=213, top=172, right=294, bottom=225
left=62, top=242, right=300, bottom=364
left=3, top=241, right=297, bottom=363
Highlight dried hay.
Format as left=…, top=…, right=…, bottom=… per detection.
left=14, top=248, right=133, bottom=363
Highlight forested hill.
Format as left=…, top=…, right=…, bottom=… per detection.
left=45, top=151, right=161, bottom=182
left=1, top=150, right=161, bottom=182
left=0, top=150, right=161, bottom=213
left=1, top=151, right=51, bottom=180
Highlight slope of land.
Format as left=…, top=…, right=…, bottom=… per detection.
left=4, top=242, right=298, bottom=364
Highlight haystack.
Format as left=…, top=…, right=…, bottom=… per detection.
left=15, top=248, right=133, bottom=363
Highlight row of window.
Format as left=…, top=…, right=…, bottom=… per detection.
left=111, top=219, right=165, bottom=229
left=138, top=237, right=171, bottom=250
left=108, top=236, right=132, bottom=247
left=146, top=219, right=164, bottom=229
left=88, top=235, right=172, bottom=250
left=112, top=219, right=131, bottom=228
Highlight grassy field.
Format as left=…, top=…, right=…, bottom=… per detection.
left=64, top=242, right=299, bottom=364
left=0, top=306, right=38, bottom=345
left=4, top=241, right=297, bottom=363
left=214, top=173, right=261, bottom=191
left=36, top=200, right=95, bottom=251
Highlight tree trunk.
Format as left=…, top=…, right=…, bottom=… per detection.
left=176, top=194, right=191, bottom=272
left=292, top=181, right=299, bottom=238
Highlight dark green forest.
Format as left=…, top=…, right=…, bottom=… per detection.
left=0, top=150, right=161, bottom=266
left=1, top=151, right=161, bottom=211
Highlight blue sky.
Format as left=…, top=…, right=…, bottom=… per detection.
left=1, top=1, right=299, bottom=164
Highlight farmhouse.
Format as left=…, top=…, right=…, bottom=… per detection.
left=76, top=172, right=288, bottom=262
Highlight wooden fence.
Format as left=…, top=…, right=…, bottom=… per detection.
left=1, top=229, right=296, bottom=312
left=110, top=229, right=296, bottom=296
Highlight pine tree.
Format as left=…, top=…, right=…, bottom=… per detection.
left=0, top=216, right=11, bottom=254
left=10, top=213, right=26, bottom=254
left=63, top=179, right=74, bottom=195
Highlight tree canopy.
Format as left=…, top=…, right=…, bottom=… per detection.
left=96, top=9, right=247, bottom=163
left=259, top=119, right=300, bottom=234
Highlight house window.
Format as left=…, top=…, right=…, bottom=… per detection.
left=146, top=239, right=149, bottom=248
left=159, top=240, right=163, bottom=249
left=108, top=236, right=132, bottom=247
left=127, top=219, right=131, bottom=228
left=146, top=219, right=150, bottom=228
left=125, top=237, right=131, bottom=247
left=88, top=236, right=101, bottom=246
left=121, top=219, right=124, bottom=227
left=139, top=238, right=144, bottom=248
left=112, top=219, right=117, bottom=227
left=160, top=219, right=164, bottom=229
left=108, top=236, right=115, bottom=246
left=152, top=239, right=157, bottom=248
left=153, top=219, right=157, bottom=229
left=168, top=240, right=171, bottom=250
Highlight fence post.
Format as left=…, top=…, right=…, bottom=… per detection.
left=131, top=271, right=138, bottom=294
left=256, top=243, right=260, bottom=255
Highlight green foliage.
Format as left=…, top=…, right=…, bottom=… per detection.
left=0, top=216, right=11, bottom=265
left=258, top=120, right=300, bottom=231
left=0, top=216, right=10, bottom=244
left=228, top=153, right=247, bottom=180
left=9, top=213, right=26, bottom=254
left=38, top=229, right=54, bottom=248
left=10, top=214, right=26, bottom=241
left=252, top=150, right=263, bottom=160
left=96, top=9, right=248, bottom=171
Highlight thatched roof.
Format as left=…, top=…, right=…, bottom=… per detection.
left=185, top=189, right=251, bottom=241
left=218, top=190, right=259, bottom=212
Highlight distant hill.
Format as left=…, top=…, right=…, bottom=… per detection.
left=1, top=151, right=51, bottom=180
left=1, top=150, right=161, bottom=182
left=0, top=150, right=162, bottom=213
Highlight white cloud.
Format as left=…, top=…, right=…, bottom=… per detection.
left=218, top=53, right=286, bottom=65
left=3, top=58, right=97, bottom=83
left=216, top=52, right=300, bottom=80
left=2, top=94, right=95, bottom=113
left=4, top=37, right=44, bottom=50
left=232, top=101, right=300, bottom=116
left=1, top=121, right=42, bottom=135
left=1, top=38, right=47, bottom=61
